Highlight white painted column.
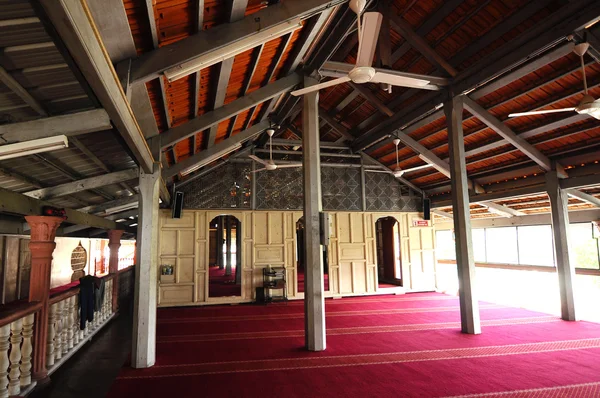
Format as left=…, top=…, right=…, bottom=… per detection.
left=302, top=76, right=326, bottom=351
left=444, top=95, right=481, bottom=335
left=132, top=162, right=161, bottom=368
left=225, top=217, right=233, bottom=276
left=546, top=170, right=577, bottom=321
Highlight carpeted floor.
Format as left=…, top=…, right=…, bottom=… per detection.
left=208, top=266, right=241, bottom=297
left=109, top=292, right=600, bottom=397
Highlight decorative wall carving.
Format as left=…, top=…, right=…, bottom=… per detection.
left=70, top=242, right=87, bottom=282
left=181, top=162, right=421, bottom=212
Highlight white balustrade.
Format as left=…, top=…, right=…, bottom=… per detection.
left=0, top=312, right=36, bottom=398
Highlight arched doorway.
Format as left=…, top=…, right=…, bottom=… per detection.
left=375, top=216, right=402, bottom=288
left=296, top=218, right=329, bottom=293
left=208, top=215, right=242, bottom=298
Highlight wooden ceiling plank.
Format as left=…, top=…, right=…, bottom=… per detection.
left=350, top=82, right=394, bottom=117
left=39, top=0, right=155, bottom=174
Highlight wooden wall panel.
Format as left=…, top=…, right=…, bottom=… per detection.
left=157, top=210, right=435, bottom=306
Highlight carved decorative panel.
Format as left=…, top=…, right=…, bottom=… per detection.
left=321, top=167, right=361, bottom=211
left=255, top=167, right=304, bottom=210
left=364, top=171, right=421, bottom=212
left=181, top=163, right=252, bottom=209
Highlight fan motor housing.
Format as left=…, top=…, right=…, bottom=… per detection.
left=349, top=67, right=376, bottom=84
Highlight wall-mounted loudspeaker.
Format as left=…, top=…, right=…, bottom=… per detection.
left=423, top=198, right=431, bottom=221
left=172, top=191, right=184, bottom=219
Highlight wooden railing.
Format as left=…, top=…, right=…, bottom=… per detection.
left=0, top=301, right=42, bottom=397
left=46, top=275, right=115, bottom=375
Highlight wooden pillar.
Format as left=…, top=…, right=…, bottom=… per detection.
left=235, top=219, right=242, bottom=285
left=25, top=216, right=63, bottom=382
left=302, top=76, right=326, bottom=351
left=225, top=217, right=232, bottom=276
left=132, top=163, right=160, bottom=368
left=546, top=170, right=577, bottom=320
left=107, top=230, right=124, bottom=313
left=217, top=218, right=224, bottom=270
left=444, top=95, right=481, bottom=335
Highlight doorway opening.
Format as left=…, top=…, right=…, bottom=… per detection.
left=296, top=218, right=329, bottom=293
left=208, top=215, right=242, bottom=298
left=375, top=217, right=402, bottom=288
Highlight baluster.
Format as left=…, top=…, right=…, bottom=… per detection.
left=8, top=319, right=22, bottom=396
left=72, top=296, right=79, bottom=346
left=66, top=296, right=74, bottom=351
left=62, top=300, right=69, bottom=355
left=20, top=314, right=34, bottom=388
left=0, top=324, right=11, bottom=398
left=46, top=304, right=56, bottom=367
left=54, top=300, right=63, bottom=362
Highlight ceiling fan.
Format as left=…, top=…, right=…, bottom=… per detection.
left=291, top=0, right=445, bottom=97
left=392, top=138, right=405, bottom=177
left=249, top=127, right=302, bottom=172
left=508, top=43, right=600, bottom=120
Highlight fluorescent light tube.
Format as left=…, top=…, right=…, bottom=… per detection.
left=0, top=135, right=68, bottom=160
left=181, top=143, right=242, bottom=176
left=164, top=19, right=303, bottom=82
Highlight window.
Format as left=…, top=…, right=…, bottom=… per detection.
left=569, top=223, right=600, bottom=270
left=472, top=229, right=486, bottom=263
left=435, top=230, right=455, bottom=260
left=517, top=225, right=554, bottom=267
left=485, top=227, right=519, bottom=264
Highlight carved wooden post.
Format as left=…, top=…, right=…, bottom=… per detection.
left=0, top=324, right=11, bottom=398
left=25, top=216, right=62, bottom=383
left=107, top=230, right=124, bottom=313
left=8, top=318, right=23, bottom=396
left=20, top=314, right=34, bottom=387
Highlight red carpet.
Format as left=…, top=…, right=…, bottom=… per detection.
left=109, top=293, right=600, bottom=397
left=208, top=266, right=241, bottom=297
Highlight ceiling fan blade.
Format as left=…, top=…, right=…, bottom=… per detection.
left=249, top=155, right=270, bottom=167
left=356, top=12, right=383, bottom=67
left=372, top=72, right=431, bottom=89
left=508, top=108, right=576, bottom=118
left=275, top=163, right=303, bottom=169
left=251, top=168, right=267, bottom=173
left=291, top=76, right=351, bottom=96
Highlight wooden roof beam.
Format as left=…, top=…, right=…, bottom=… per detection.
left=207, top=0, right=249, bottom=149
left=352, top=1, right=600, bottom=152
left=77, top=194, right=140, bottom=214
left=0, top=65, right=47, bottom=117
left=25, top=169, right=139, bottom=201
left=463, top=96, right=567, bottom=178
left=0, top=186, right=117, bottom=230
left=389, top=14, right=457, bottom=77
left=0, top=109, right=110, bottom=143
left=163, top=121, right=269, bottom=179
left=40, top=0, right=155, bottom=174
left=480, top=201, right=526, bottom=218
left=360, top=152, right=424, bottom=195
left=128, top=0, right=345, bottom=84
left=155, top=73, right=302, bottom=148
left=566, top=189, right=600, bottom=207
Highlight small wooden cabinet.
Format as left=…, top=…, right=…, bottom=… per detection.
left=263, top=267, right=287, bottom=302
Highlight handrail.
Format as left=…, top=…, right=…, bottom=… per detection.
left=0, top=301, right=42, bottom=329
left=50, top=288, right=79, bottom=305
left=118, top=265, right=135, bottom=275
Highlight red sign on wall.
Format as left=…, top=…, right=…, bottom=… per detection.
left=412, top=220, right=430, bottom=227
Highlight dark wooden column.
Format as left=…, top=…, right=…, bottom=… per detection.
left=25, top=215, right=63, bottom=383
